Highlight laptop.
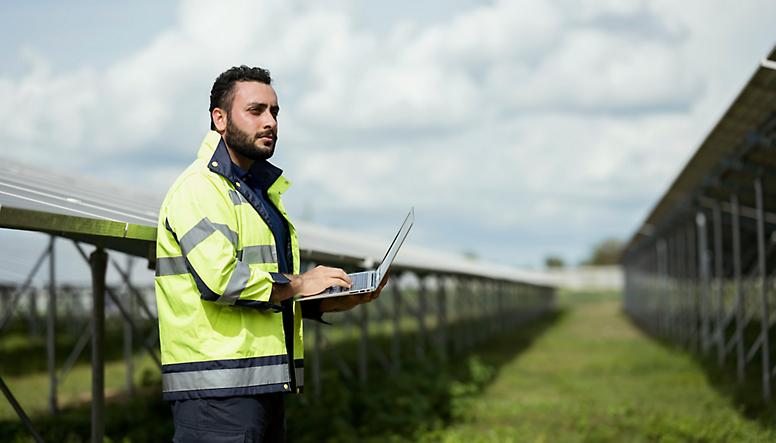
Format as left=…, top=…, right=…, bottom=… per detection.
left=297, top=208, right=414, bottom=301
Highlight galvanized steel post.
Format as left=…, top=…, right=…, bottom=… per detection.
left=436, top=276, right=447, bottom=362
left=712, top=202, right=725, bottom=366
left=687, top=220, right=698, bottom=353
left=697, top=211, right=711, bottom=354
left=47, top=236, right=57, bottom=414
left=416, top=276, right=427, bottom=360
left=123, top=256, right=135, bottom=396
left=657, top=239, right=668, bottom=338
left=755, top=178, right=771, bottom=401
left=391, top=280, right=402, bottom=372
left=358, top=300, right=368, bottom=384
left=90, top=247, right=107, bottom=443
left=732, top=194, right=745, bottom=383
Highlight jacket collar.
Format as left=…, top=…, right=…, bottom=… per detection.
left=197, top=131, right=291, bottom=195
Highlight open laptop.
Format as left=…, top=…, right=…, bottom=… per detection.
left=297, top=208, right=414, bottom=301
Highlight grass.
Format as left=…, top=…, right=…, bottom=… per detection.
left=0, top=353, right=160, bottom=420
left=416, top=291, right=776, bottom=442
left=3, top=291, right=776, bottom=442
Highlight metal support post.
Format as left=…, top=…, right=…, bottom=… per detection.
left=28, top=287, right=39, bottom=338
left=90, top=247, right=107, bottom=443
left=47, top=236, right=58, bottom=414
left=697, top=212, right=711, bottom=354
left=416, top=277, right=427, bottom=360
left=497, top=283, right=505, bottom=330
left=755, top=178, right=771, bottom=401
left=436, top=276, right=447, bottom=362
left=687, top=220, right=698, bottom=353
left=712, top=202, right=725, bottom=366
left=358, top=301, right=368, bottom=384
left=732, top=194, right=746, bottom=383
left=391, top=280, right=402, bottom=372
left=676, top=228, right=686, bottom=347
left=124, top=256, right=135, bottom=396
left=466, top=279, right=475, bottom=350
left=657, top=239, right=668, bottom=338
left=451, top=278, right=461, bottom=354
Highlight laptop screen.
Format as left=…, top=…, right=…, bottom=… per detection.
left=376, top=208, right=414, bottom=281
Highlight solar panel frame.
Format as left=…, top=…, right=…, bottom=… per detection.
left=0, top=157, right=553, bottom=288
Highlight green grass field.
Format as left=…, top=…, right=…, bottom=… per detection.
left=3, top=291, right=776, bottom=442
left=416, top=291, right=776, bottom=442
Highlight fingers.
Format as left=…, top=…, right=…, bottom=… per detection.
left=320, top=266, right=352, bottom=288
left=299, top=266, right=353, bottom=296
left=325, top=268, right=351, bottom=289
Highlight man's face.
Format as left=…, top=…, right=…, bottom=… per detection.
left=222, top=81, right=279, bottom=161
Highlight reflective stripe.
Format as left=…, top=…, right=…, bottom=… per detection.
left=295, top=367, right=304, bottom=386
left=162, top=364, right=288, bottom=392
left=228, top=189, right=246, bottom=205
left=179, top=217, right=238, bottom=254
left=219, top=261, right=251, bottom=304
left=237, top=245, right=277, bottom=264
left=156, top=256, right=189, bottom=276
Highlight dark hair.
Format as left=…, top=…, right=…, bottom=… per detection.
left=209, top=65, right=272, bottom=130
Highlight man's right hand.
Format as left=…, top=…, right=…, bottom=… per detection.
left=271, top=265, right=352, bottom=302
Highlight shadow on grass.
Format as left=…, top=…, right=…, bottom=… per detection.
left=627, top=315, right=776, bottom=431
left=0, top=384, right=174, bottom=443
left=0, top=309, right=564, bottom=442
left=287, top=308, right=566, bottom=443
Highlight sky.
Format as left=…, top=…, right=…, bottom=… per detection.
left=0, top=0, right=775, bottom=284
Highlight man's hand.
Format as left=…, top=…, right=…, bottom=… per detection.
left=320, top=273, right=390, bottom=313
left=271, top=265, right=351, bottom=303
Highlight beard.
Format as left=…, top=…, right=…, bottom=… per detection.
left=224, top=117, right=277, bottom=161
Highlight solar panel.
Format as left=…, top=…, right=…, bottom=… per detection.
left=0, top=157, right=552, bottom=287
left=622, top=46, right=776, bottom=257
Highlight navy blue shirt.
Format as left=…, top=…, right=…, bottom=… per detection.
left=231, top=159, right=324, bottom=323
left=234, top=161, right=291, bottom=274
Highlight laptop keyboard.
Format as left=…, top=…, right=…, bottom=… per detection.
left=349, top=272, right=371, bottom=290
left=325, top=271, right=372, bottom=294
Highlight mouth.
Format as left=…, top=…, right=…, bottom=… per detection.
left=257, top=132, right=275, bottom=143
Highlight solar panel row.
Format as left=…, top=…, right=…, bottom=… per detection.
left=623, top=46, right=776, bottom=257
left=0, top=157, right=552, bottom=287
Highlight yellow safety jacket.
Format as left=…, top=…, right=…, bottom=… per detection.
left=155, top=131, right=304, bottom=400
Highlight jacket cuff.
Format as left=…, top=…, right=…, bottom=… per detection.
left=269, top=272, right=291, bottom=284
left=301, top=299, right=332, bottom=325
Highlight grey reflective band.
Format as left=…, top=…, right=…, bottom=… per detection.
left=162, top=364, right=289, bottom=392
left=219, top=260, right=251, bottom=304
left=237, top=245, right=277, bottom=264
left=179, top=217, right=239, bottom=254
left=228, top=189, right=247, bottom=205
left=295, top=367, right=304, bottom=386
left=156, top=256, right=189, bottom=276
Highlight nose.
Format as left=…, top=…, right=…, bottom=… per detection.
left=262, top=111, right=277, bottom=130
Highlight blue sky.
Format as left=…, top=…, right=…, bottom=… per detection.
left=0, top=0, right=775, bottom=283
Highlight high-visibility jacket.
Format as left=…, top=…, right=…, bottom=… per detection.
left=155, top=131, right=304, bottom=401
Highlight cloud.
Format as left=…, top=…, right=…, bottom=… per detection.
left=0, top=0, right=774, bottom=268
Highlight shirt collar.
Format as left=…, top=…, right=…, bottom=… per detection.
left=204, top=133, right=285, bottom=192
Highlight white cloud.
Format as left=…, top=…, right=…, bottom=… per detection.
left=0, top=0, right=774, bottom=268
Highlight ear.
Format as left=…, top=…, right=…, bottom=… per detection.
left=212, top=108, right=227, bottom=133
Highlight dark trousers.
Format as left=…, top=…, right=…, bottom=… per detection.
left=171, top=394, right=285, bottom=443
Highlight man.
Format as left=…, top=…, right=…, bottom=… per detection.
left=155, top=65, right=385, bottom=442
